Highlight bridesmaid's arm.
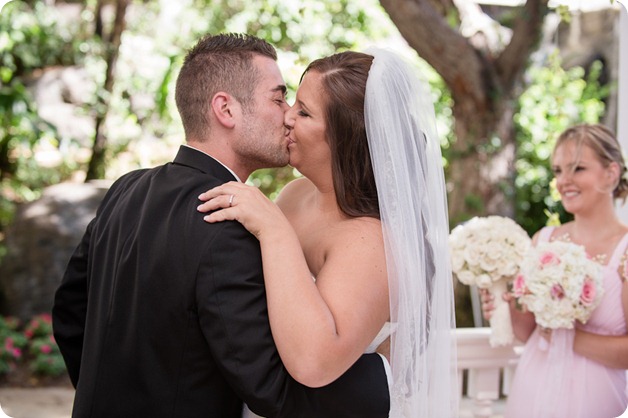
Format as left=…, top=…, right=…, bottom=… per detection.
left=510, top=304, right=537, bottom=343
left=573, top=278, right=628, bottom=368
left=573, top=331, right=628, bottom=368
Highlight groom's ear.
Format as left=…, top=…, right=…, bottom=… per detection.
left=211, top=92, right=238, bottom=129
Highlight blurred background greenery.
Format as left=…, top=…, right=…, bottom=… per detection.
left=0, top=0, right=618, bottom=329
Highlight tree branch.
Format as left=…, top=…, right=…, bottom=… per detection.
left=379, top=0, right=489, bottom=106
left=495, top=0, right=549, bottom=93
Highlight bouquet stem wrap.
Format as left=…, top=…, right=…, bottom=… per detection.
left=487, top=280, right=514, bottom=347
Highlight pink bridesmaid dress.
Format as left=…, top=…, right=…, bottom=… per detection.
left=505, top=226, right=628, bottom=418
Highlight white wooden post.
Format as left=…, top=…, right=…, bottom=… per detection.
left=617, top=2, right=628, bottom=222
left=456, top=328, right=522, bottom=418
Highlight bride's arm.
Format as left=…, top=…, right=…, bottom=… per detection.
left=197, top=181, right=389, bottom=387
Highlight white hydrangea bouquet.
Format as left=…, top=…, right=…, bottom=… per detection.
left=450, top=216, right=531, bottom=346
left=514, top=240, right=603, bottom=329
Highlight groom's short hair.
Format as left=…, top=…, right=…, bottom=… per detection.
left=175, top=33, right=277, bottom=141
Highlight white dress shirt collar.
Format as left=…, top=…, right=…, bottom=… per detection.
left=182, top=144, right=242, bottom=182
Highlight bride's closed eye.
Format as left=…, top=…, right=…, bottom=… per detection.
left=297, top=109, right=310, bottom=117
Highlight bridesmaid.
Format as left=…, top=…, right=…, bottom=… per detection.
left=482, top=124, right=628, bottom=418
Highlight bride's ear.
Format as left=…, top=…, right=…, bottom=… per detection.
left=211, top=92, right=238, bottom=129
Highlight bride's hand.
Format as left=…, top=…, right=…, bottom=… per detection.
left=197, top=181, right=288, bottom=239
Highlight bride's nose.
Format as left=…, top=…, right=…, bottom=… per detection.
left=284, top=106, right=296, bottom=129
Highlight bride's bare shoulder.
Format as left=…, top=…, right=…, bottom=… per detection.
left=275, top=177, right=313, bottom=210
left=334, top=216, right=383, bottom=247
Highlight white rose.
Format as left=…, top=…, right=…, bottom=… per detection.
left=476, top=274, right=493, bottom=288
left=456, top=270, right=476, bottom=285
left=451, top=252, right=465, bottom=273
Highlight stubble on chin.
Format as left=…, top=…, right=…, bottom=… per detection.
left=236, top=139, right=290, bottom=171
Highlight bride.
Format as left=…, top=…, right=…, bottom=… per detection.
left=199, top=48, right=458, bottom=417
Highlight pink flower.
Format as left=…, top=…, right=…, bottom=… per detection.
left=25, top=329, right=33, bottom=338
left=550, top=284, right=565, bottom=300
left=5, top=337, right=14, bottom=349
left=580, top=278, right=596, bottom=306
left=12, top=348, right=22, bottom=359
left=40, top=344, right=52, bottom=354
left=539, top=251, right=561, bottom=268
left=512, top=274, right=527, bottom=298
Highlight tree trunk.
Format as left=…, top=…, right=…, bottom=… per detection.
left=448, top=94, right=518, bottom=224
left=378, top=0, right=548, bottom=224
left=85, top=0, right=130, bottom=181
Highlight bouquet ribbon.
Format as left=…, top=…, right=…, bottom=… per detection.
left=534, top=327, right=575, bottom=418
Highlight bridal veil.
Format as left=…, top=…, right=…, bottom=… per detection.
left=364, top=48, right=458, bottom=417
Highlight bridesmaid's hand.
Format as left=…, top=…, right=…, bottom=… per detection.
left=197, top=181, right=289, bottom=239
left=479, top=288, right=496, bottom=320
left=480, top=288, right=516, bottom=320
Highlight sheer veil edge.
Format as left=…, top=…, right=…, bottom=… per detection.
left=364, top=47, right=459, bottom=418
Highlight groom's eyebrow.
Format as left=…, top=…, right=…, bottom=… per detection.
left=272, top=85, right=287, bottom=97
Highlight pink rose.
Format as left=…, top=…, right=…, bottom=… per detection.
left=539, top=251, right=561, bottom=268
left=550, top=283, right=565, bottom=300
left=512, top=274, right=527, bottom=298
left=12, top=348, right=22, bottom=359
left=580, top=278, right=596, bottom=306
left=40, top=344, right=52, bottom=354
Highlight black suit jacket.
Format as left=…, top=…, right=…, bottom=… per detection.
left=52, top=146, right=389, bottom=418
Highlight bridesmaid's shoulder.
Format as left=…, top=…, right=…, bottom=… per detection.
left=531, top=222, right=572, bottom=245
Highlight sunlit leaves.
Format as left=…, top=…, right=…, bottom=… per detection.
left=514, top=50, right=606, bottom=234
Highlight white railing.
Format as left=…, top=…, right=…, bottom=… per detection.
left=456, top=327, right=523, bottom=418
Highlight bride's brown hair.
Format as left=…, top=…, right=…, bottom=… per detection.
left=302, top=51, right=379, bottom=219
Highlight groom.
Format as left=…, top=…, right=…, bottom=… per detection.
left=52, top=33, right=390, bottom=417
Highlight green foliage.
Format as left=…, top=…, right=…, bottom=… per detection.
left=0, top=1, right=84, bottom=76
left=0, top=0, right=89, bottom=232
left=514, top=51, right=607, bottom=235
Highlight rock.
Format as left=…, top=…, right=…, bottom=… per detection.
left=0, top=181, right=110, bottom=321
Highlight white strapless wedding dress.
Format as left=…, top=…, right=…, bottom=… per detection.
left=241, top=323, right=393, bottom=418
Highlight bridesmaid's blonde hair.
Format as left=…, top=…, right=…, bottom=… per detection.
left=553, top=123, right=628, bottom=201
